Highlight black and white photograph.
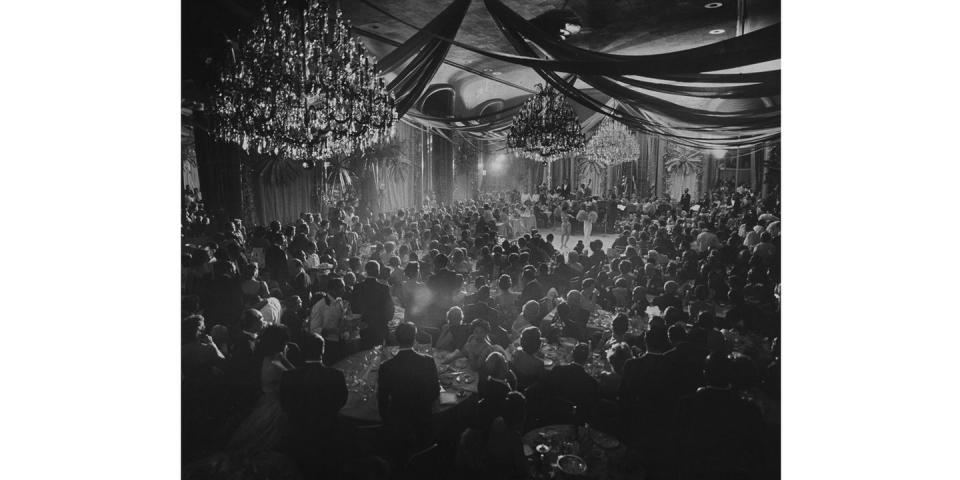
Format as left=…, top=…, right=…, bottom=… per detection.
left=6, top=0, right=960, bottom=479
left=180, top=1, right=780, bottom=478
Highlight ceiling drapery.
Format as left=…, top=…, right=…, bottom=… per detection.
left=375, top=0, right=471, bottom=116
left=363, top=0, right=779, bottom=147
left=482, top=0, right=779, bottom=149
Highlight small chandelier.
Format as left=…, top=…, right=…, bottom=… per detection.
left=507, top=84, right=586, bottom=163
left=214, top=0, right=397, bottom=161
left=586, top=118, right=640, bottom=167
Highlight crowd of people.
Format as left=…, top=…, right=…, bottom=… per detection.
left=182, top=181, right=781, bottom=479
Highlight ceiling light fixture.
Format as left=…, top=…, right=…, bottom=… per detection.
left=705, top=2, right=723, bottom=8
left=491, top=71, right=502, bottom=76
left=709, top=29, right=725, bottom=34
left=214, top=0, right=397, bottom=161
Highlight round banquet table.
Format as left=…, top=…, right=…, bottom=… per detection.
left=521, top=424, right=639, bottom=479
left=331, top=345, right=479, bottom=423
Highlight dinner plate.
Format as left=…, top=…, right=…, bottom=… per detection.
left=557, top=455, right=587, bottom=475
left=543, top=358, right=555, bottom=367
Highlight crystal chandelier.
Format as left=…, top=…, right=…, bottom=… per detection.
left=214, top=0, right=397, bottom=161
left=507, top=84, right=586, bottom=163
left=586, top=117, right=640, bottom=167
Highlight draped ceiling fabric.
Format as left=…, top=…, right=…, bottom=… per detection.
left=377, top=0, right=472, bottom=116
left=481, top=0, right=780, bottom=149
left=363, top=0, right=780, bottom=148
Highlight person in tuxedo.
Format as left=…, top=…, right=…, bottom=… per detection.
left=665, top=324, right=709, bottom=397
left=225, top=309, right=265, bottom=410
left=605, top=193, right=619, bottom=233
left=680, top=188, right=691, bottom=212
left=426, top=253, right=464, bottom=307
left=354, top=261, right=394, bottom=350
left=652, top=280, right=684, bottom=313
left=377, top=322, right=440, bottom=454
left=545, top=343, right=599, bottom=424
left=278, top=333, right=348, bottom=477
left=618, top=327, right=680, bottom=447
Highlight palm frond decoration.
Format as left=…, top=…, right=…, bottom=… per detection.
left=577, top=154, right=607, bottom=179
left=328, top=137, right=409, bottom=186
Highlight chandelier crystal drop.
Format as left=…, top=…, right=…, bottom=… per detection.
left=506, top=84, right=586, bottom=163
left=214, top=0, right=397, bottom=161
left=586, top=117, right=640, bottom=166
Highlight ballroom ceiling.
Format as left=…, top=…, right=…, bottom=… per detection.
left=182, top=0, right=780, bottom=115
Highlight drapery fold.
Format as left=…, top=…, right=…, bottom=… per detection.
left=361, top=0, right=779, bottom=77
left=379, top=0, right=472, bottom=116
left=481, top=0, right=779, bottom=148
left=361, top=0, right=780, bottom=147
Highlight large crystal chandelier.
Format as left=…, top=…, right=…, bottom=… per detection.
left=214, top=0, right=397, bottom=161
left=586, top=117, right=640, bottom=167
left=507, top=84, right=586, bottom=163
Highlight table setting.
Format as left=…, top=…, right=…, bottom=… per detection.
left=522, top=424, right=640, bottom=479
left=332, top=344, right=479, bottom=423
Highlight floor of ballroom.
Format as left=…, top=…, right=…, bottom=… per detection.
left=523, top=224, right=623, bottom=255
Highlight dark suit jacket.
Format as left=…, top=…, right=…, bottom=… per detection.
left=427, top=268, right=463, bottom=301
left=463, top=301, right=499, bottom=325
left=664, top=341, right=709, bottom=396
left=353, top=278, right=394, bottom=341
left=546, top=363, right=599, bottom=419
left=279, top=362, right=348, bottom=429
left=619, top=352, right=680, bottom=434
left=377, top=349, right=440, bottom=424
left=226, top=331, right=260, bottom=399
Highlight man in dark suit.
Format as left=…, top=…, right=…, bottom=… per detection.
left=664, top=324, right=708, bottom=397
left=652, top=280, right=684, bottom=313
left=354, top=261, right=394, bottom=350
left=279, top=333, right=349, bottom=476
left=226, top=309, right=265, bottom=410
left=618, top=327, right=681, bottom=446
left=377, top=322, right=440, bottom=454
left=463, top=286, right=499, bottom=325
left=426, top=253, right=463, bottom=329
left=545, top=343, right=599, bottom=424
left=426, top=254, right=463, bottom=304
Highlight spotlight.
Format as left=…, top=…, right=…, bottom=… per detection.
left=709, top=29, right=725, bottom=34
left=705, top=2, right=723, bottom=8
left=490, top=154, right=506, bottom=173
